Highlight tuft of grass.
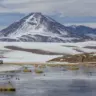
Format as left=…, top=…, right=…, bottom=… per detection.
left=35, top=69, right=43, bottom=74
left=68, top=67, right=79, bottom=70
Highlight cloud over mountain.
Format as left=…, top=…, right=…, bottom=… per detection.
left=0, top=0, right=96, bottom=16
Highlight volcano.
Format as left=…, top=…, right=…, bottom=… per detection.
left=0, top=12, right=96, bottom=42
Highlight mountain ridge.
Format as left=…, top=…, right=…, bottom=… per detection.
left=0, top=12, right=96, bottom=42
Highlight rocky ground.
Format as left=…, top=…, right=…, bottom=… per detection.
left=48, top=53, right=96, bottom=63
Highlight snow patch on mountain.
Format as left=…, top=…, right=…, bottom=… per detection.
left=0, top=13, right=96, bottom=42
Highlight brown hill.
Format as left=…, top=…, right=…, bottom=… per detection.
left=48, top=53, right=96, bottom=63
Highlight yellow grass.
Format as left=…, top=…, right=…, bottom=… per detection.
left=35, top=69, right=43, bottom=74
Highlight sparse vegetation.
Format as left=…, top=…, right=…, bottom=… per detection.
left=48, top=53, right=96, bottom=63
left=68, top=67, right=79, bottom=70
left=35, top=69, right=43, bottom=74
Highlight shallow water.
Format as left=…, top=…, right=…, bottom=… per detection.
left=0, top=66, right=96, bottom=96
left=0, top=72, right=96, bottom=96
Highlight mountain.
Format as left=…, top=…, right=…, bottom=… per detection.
left=0, top=12, right=96, bottom=42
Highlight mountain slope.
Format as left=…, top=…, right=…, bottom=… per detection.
left=0, top=12, right=96, bottom=42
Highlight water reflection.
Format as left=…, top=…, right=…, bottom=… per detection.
left=1, top=79, right=96, bottom=96
left=68, top=79, right=92, bottom=93
left=1, top=66, right=96, bottom=96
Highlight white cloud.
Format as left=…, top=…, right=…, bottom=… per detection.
left=0, top=0, right=96, bottom=16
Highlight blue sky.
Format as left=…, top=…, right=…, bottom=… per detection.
left=1, top=13, right=96, bottom=28
left=0, top=13, right=24, bottom=26
left=0, top=0, right=96, bottom=29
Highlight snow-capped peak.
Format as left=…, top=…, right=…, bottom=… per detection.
left=0, top=12, right=67, bottom=38
left=0, top=12, right=96, bottom=42
left=23, top=12, right=56, bottom=26
left=25, top=13, right=42, bottom=25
